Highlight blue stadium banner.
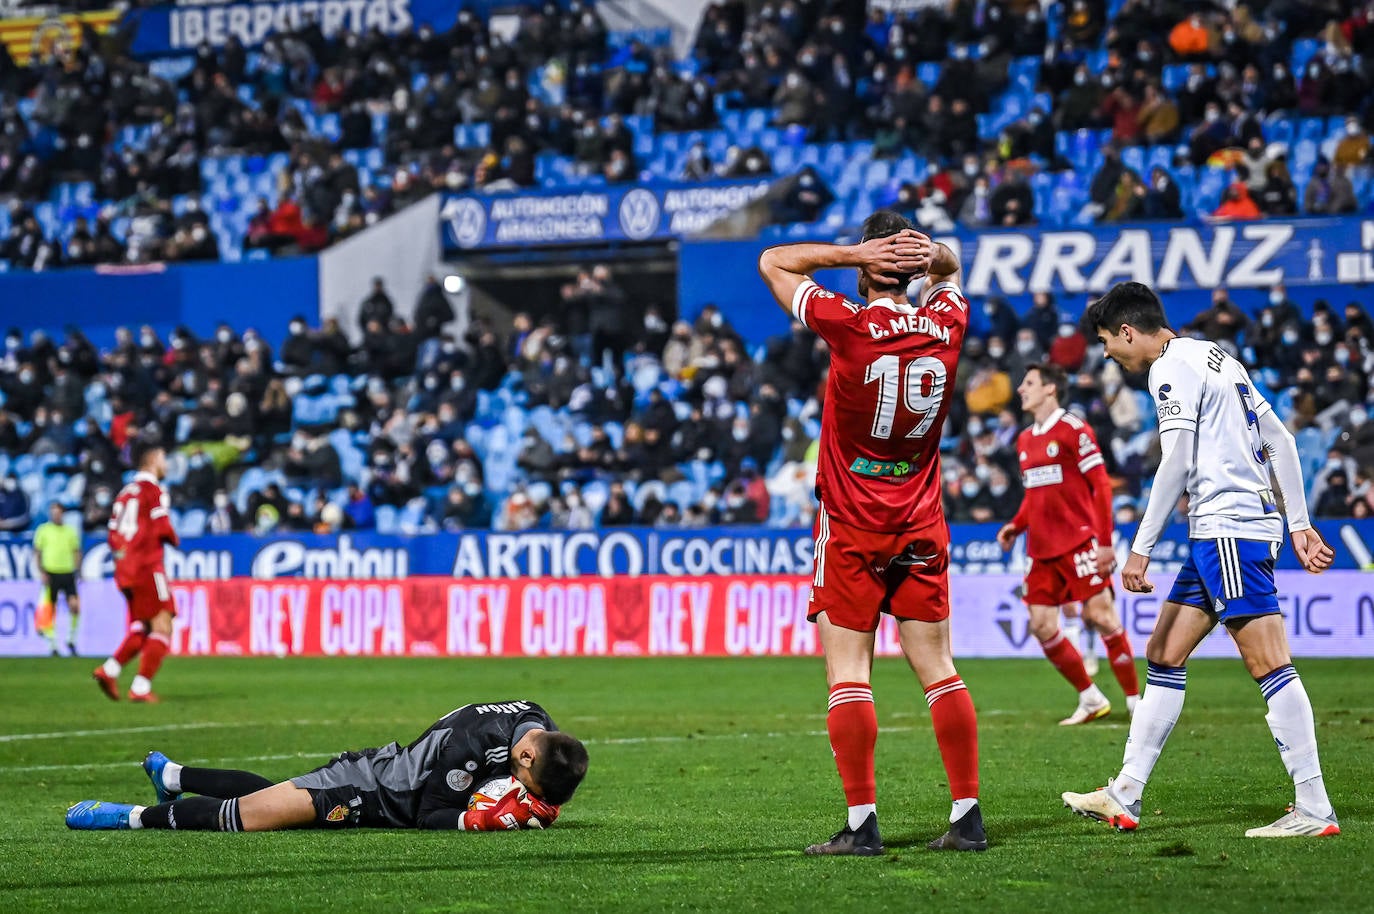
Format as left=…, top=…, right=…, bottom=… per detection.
left=121, top=0, right=541, bottom=57
left=439, top=180, right=774, bottom=250
left=936, top=216, right=1374, bottom=298
left=2, top=521, right=1371, bottom=582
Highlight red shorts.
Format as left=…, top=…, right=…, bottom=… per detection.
left=119, top=571, right=175, bottom=623
left=1023, top=539, right=1112, bottom=607
left=808, top=505, right=951, bottom=631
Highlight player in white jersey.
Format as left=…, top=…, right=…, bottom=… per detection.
left=1061, top=282, right=1339, bottom=838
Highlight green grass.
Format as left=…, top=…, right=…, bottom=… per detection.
left=1, top=656, right=1371, bottom=913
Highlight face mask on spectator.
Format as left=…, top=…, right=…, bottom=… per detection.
left=967, top=417, right=983, bottom=436
left=141, top=332, right=155, bottom=346
left=96, top=489, right=111, bottom=506
left=1016, top=338, right=1037, bottom=355
left=1335, top=347, right=1350, bottom=366
left=214, top=493, right=229, bottom=508
left=1074, top=71, right=1087, bottom=86
left=989, top=482, right=1009, bottom=496
left=960, top=482, right=980, bottom=498
left=451, top=375, right=466, bottom=391
left=19, top=369, right=33, bottom=384
left=1058, top=324, right=1075, bottom=338
left=217, top=329, right=232, bottom=343
left=964, top=161, right=979, bottom=177
left=1261, top=313, right=1274, bottom=328
left=1283, top=330, right=1300, bottom=345
left=1350, top=408, right=1368, bottom=428
left=1316, top=330, right=1333, bottom=346
left=988, top=344, right=1005, bottom=359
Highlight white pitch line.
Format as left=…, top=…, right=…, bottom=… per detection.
left=0, top=719, right=340, bottom=744
left=3, top=727, right=908, bottom=775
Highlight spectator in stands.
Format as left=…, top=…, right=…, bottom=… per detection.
left=414, top=276, right=455, bottom=342
left=1335, top=116, right=1372, bottom=168
left=599, top=481, right=634, bottom=526
left=1136, top=82, right=1180, bottom=145
left=1304, top=158, right=1358, bottom=214
left=1105, top=168, right=1146, bottom=221
left=1213, top=180, right=1262, bottom=221
left=0, top=472, right=28, bottom=531
left=1187, top=287, right=1249, bottom=344
left=683, top=142, right=713, bottom=181
left=1049, top=318, right=1088, bottom=373
left=358, top=278, right=395, bottom=336
left=1142, top=166, right=1182, bottom=219
left=1168, top=11, right=1215, bottom=62
left=958, top=174, right=994, bottom=227
left=1257, top=159, right=1298, bottom=216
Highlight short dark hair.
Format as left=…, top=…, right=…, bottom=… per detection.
left=1026, top=362, right=1067, bottom=399
left=532, top=731, right=588, bottom=805
left=1082, top=282, right=1170, bottom=336
left=130, top=438, right=165, bottom=471
left=860, top=210, right=916, bottom=289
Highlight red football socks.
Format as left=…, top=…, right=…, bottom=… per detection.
left=925, top=675, right=980, bottom=800
left=1040, top=629, right=1094, bottom=693
left=137, top=632, right=171, bottom=682
left=112, top=624, right=146, bottom=665
left=1102, top=629, right=1140, bottom=698
left=826, top=681, right=877, bottom=807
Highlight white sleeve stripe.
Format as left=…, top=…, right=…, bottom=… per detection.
left=1078, top=454, right=1105, bottom=472
left=150, top=508, right=168, bottom=519
left=791, top=280, right=817, bottom=326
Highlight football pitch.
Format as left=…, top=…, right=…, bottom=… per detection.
left=2, top=656, right=1371, bottom=913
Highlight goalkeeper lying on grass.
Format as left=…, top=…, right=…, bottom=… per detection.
left=66, top=700, right=586, bottom=832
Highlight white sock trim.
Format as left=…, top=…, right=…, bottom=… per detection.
left=163, top=761, right=183, bottom=793
left=130, top=675, right=152, bottom=695
left=950, top=797, right=978, bottom=823
left=129, top=806, right=145, bottom=829
left=847, top=803, right=876, bottom=830
left=102, top=659, right=121, bottom=677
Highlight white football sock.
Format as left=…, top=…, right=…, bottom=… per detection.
left=129, top=806, right=145, bottom=829
left=1126, top=695, right=1139, bottom=716
left=1118, top=663, right=1186, bottom=796
left=102, top=658, right=121, bottom=677
left=130, top=675, right=152, bottom=696
left=949, top=797, right=978, bottom=824
left=1259, top=666, right=1333, bottom=819
left=1080, top=683, right=1107, bottom=703
left=847, top=803, right=876, bottom=831
left=163, top=761, right=183, bottom=793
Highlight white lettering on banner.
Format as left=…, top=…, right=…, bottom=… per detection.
left=250, top=536, right=408, bottom=579
left=248, top=585, right=308, bottom=656
left=0, top=542, right=36, bottom=580
left=320, top=584, right=405, bottom=655
left=967, top=234, right=1035, bottom=294
left=724, top=581, right=812, bottom=655
left=1157, top=226, right=1231, bottom=290
left=648, top=582, right=710, bottom=654
left=1026, top=232, right=1096, bottom=293
left=1229, top=224, right=1292, bottom=287
left=171, top=587, right=212, bottom=655
left=168, top=0, right=412, bottom=50
left=446, top=585, right=509, bottom=656
left=1086, top=229, right=1153, bottom=289
left=520, top=583, right=608, bottom=656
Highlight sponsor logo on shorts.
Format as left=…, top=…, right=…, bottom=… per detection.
left=447, top=769, right=474, bottom=792
left=849, top=457, right=913, bottom=477
left=326, top=805, right=348, bottom=822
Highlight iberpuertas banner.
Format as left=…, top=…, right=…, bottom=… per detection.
left=3, top=572, right=1373, bottom=658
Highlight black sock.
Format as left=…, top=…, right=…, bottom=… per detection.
left=180, top=767, right=275, bottom=798
left=138, top=796, right=244, bottom=831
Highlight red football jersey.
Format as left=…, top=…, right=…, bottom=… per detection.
left=793, top=276, right=969, bottom=533
left=108, top=472, right=179, bottom=587
left=1009, top=409, right=1114, bottom=559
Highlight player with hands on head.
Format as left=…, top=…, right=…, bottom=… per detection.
left=759, top=215, right=985, bottom=857
left=1062, top=282, right=1339, bottom=838
left=996, top=362, right=1141, bottom=725
left=66, top=700, right=584, bottom=833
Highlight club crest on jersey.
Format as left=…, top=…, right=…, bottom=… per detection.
left=1046, top=441, right=1059, bottom=457
left=447, top=769, right=474, bottom=792
left=326, top=805, right=349, bottom=822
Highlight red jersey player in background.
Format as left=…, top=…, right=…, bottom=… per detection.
left=93, top=440, right=179, bottom=703
left=758, top=212, right=983, bottom=857
left=996, top=363, right=1140, bottom=724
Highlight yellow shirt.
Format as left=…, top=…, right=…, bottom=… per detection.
left=34, top=522, right=80, bottom=574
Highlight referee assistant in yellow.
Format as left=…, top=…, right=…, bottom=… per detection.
left=33, top=502, right=82, bottom=656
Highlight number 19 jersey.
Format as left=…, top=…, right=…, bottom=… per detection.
left=792, top=277, right=969, bottom=533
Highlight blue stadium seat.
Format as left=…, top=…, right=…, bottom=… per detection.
left=743, top=109, right=769, bottom=132
left=917, top=62, right=941, bottom=88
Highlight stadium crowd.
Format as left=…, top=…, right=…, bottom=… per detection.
left=4, top=1, right=1374, bottom=268
left=1, top=264, right=1372, bottom=534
